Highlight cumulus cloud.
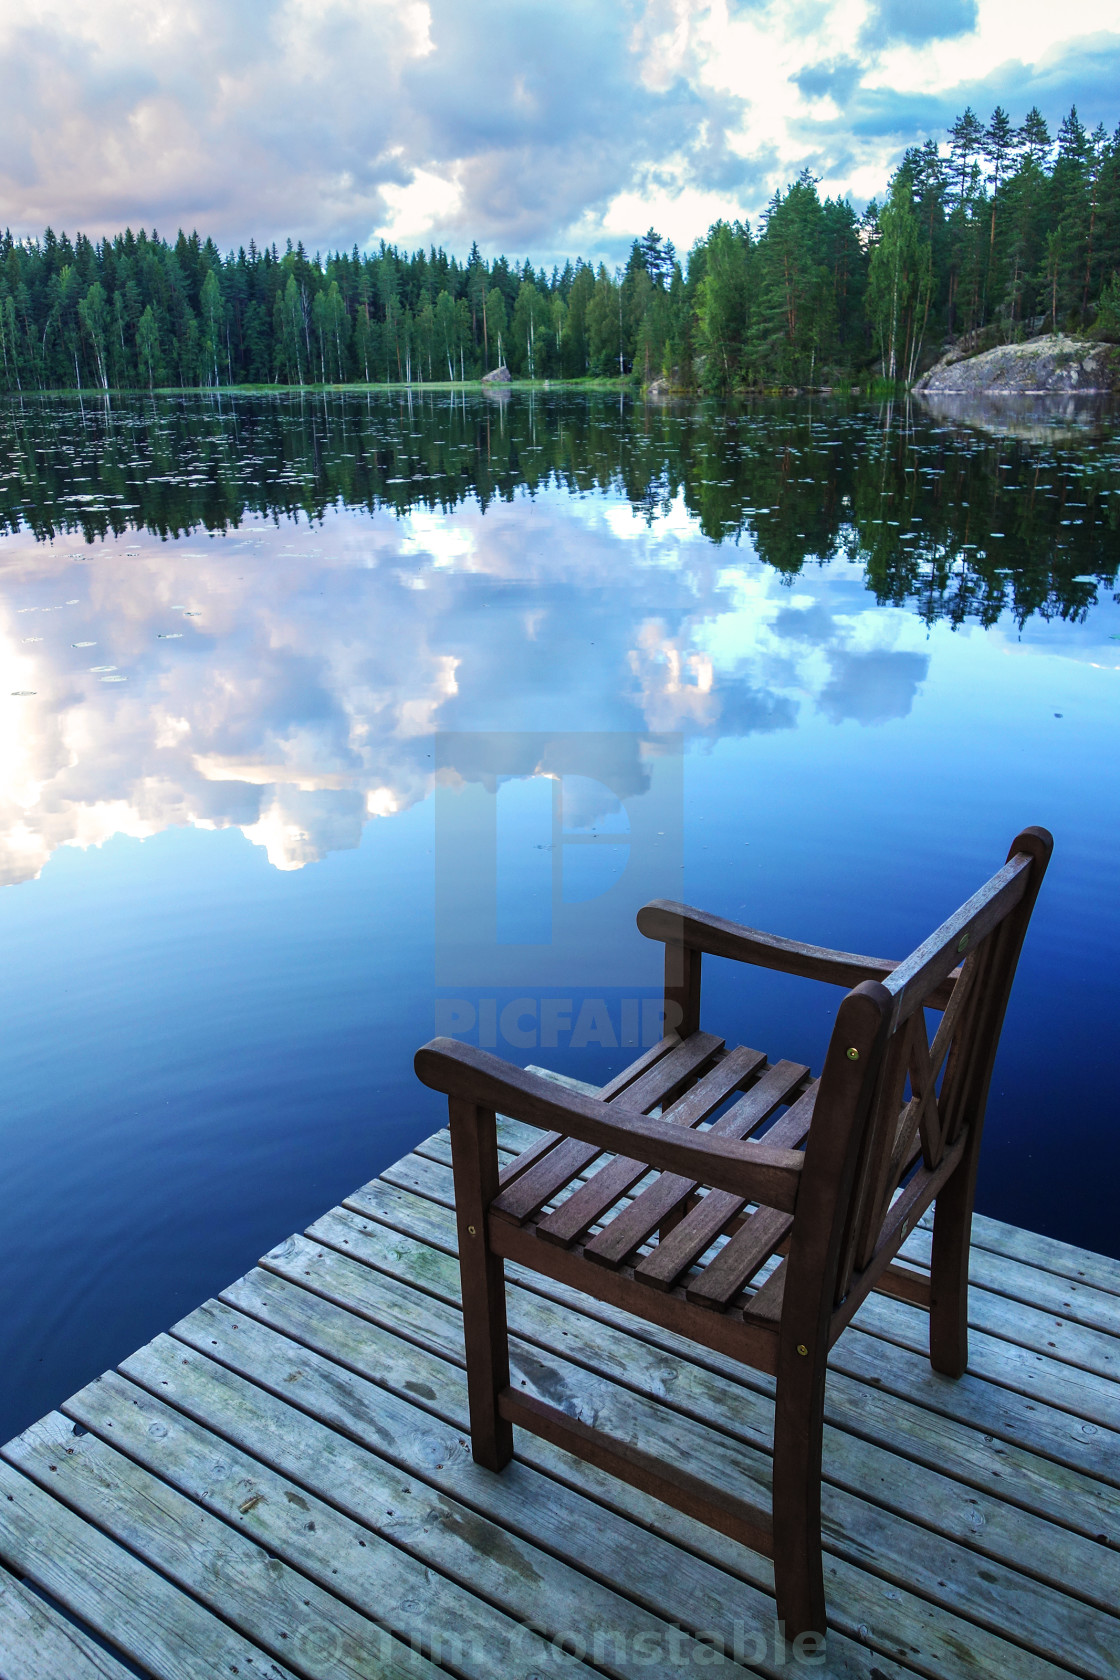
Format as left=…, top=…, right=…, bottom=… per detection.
left=0, top=1, right=1116, bottom=261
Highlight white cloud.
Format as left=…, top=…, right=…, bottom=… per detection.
left=378, top=165, right=464, bottom=247
left=0, top=0, right=1115, bottom=261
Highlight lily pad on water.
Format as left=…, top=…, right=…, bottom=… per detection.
left=157, top=632, right=183, bottom=640
left=72, top=641, right=96, bottom=648
left=10, top=691, right=36, bottom=696
left=100, top=675, right=126, bottom=683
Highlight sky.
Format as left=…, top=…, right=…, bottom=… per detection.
left=1, top=0, right=1119, bottom=267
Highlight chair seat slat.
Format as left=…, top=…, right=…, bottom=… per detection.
left=496, top=1128, right=562, bottom=1190
left=489, top=1032, right=724, bottom=1226
left=494, top=1036, right=682, bottom=1191
left=584, top=1063, right=811, bottom=1272
left=535, top=1045, right=766, bottom=1248
left=493, top=1038, right=679, bottom=1195
left=741, top=1258, right=786, bottom=1325
left=597, top=1033, right=682, bottom=1100
left=631, top=1071, right=816, bottom=1291
left=687, top=1207, right=792, bottom=1307
left=619, top=1031, right=725, bottom=1110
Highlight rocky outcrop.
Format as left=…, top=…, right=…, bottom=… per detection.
left=481, top=364, right=512, bottom=384
left=914, top=335, right=1117, bottom=396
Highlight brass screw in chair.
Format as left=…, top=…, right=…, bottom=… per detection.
left=846, top=1047, right=859, bottom=1060
left=797, top=1344, right=809, bottom=1356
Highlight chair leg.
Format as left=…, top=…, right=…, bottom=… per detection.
left=771, top=1346, right=828, bottom=1640
left=448, top=1097, right=514, bottom=1471
left=928, top=1144, right=979, bottom=1378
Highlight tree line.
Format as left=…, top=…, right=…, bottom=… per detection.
left=1, top=103, right=1118, bottom=396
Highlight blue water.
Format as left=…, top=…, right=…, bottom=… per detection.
left=0, top=391, right=1117, bottom=1444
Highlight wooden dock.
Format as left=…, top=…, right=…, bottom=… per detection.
left=2, top=1088, right=1118, bottom=1679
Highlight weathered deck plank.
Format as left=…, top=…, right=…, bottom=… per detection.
left=351, top=1155, right=1120, bottom=1448
left=943, top=1212, right=1120, bottom=1300
left=0, top=1564, right=137, bottom=1680
left=1, top=1105, right=1117, bottom=1680
left=207, top=1276, right=905, bottom=1680
left=4, top=1408, right=430, bottom=1680
left=309, top=1190, right=1120, bottom=1592
left=0, top=1458, right=294, bottom=1680
left=291, top=1194, right=1117, bottom=1677
left=119, top=1330, right=742, bottom=1680
left=220, top=1258, right=1098, bottom=1680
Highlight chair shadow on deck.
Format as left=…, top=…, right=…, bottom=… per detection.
left=415, top=825, right=1053, bottom=1641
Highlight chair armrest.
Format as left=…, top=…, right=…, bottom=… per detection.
left=415, top=1038, right=803, bottom=1213
left=637, top=899, right=958, bottom=1009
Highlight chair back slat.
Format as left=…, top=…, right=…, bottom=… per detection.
left=830, top=830, right=1051, bottom=1303
left=881, top=852, right=1031, bottom=1027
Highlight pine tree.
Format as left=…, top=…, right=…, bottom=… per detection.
left=948, top=108, right=986, bottom=207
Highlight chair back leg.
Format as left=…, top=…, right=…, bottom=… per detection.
left=448, top=1097, right=514, bottom=1470
left=927, top=828, right=1053, bottom=1377
left=928, top=1139, right=977, bottom=1377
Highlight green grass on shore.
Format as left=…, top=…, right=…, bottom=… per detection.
left=5, top=376, right=641, bottom=399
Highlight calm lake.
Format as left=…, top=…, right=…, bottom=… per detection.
left=1, top=388, right=1117, bottom=1444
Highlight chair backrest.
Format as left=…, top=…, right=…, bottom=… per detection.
left=830, top=826, right=1053, bottom=1304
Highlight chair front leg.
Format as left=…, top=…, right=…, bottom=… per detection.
left=448, top=1096, right=514, bottom=1470
left=771, top=1331, right=829, bottom=1640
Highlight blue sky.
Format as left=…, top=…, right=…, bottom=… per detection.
left=1, top=0, right=1118, bottom=266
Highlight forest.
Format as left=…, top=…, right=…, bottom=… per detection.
left=1, top=103, right=1119, bottom=395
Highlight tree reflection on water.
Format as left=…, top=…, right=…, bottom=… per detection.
left=2, top=390, right=1116, bottom=627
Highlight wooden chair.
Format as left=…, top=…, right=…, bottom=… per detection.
left=414, top=826, right=1052, bottom=1638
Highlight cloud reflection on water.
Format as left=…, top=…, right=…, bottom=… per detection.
left=0, top=488, right=938, bottom=881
